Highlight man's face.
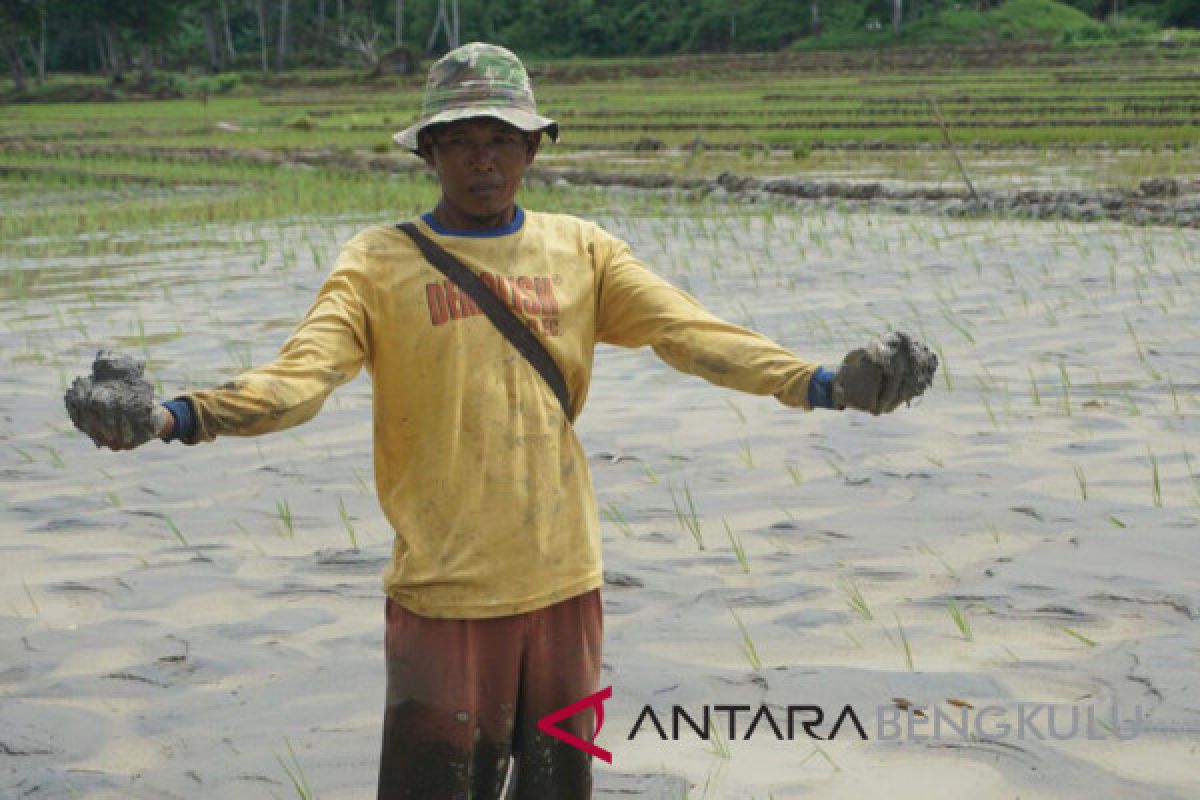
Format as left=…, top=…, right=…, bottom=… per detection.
left=420, top=118, right=540, bottom=224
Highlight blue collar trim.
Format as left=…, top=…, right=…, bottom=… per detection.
left=421, top=206, right=525, bottom=238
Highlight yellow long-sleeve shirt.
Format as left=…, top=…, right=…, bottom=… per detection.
left=185, top=209, right=819, bottom=618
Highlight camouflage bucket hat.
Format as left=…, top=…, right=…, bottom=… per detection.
left=394, top=42, right=559, bottom=154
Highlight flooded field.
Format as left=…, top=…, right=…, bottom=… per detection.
left=2, top=191, right=1198, bottom=797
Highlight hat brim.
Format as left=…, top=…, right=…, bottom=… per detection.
left=393, top=108, right=559, bottom=154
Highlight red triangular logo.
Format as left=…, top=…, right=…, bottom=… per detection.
left=537, top=685, right=613, bottom=764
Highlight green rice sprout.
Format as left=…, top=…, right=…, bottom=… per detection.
left=709, top=720, right=731, bottom=759
left=785, top=463, right=802, bottom=485
left=1027, top=366, right=1041, bottom=406
left=725, top=398, right=747, bottom=424
left=163, top=513, right=188, bottom=546
left=934, top=343, right=952, bottom=391
left=1106, top=515, right=1126, bottom=528
left=275, top=498, right=295, bottom=537
left=895, top=612, right=915, bottom=671
left=839, top=576, right=873, bottom=621
left=603, top=502, right=633, bottom=538
left=917, top=539, right=957, bottom=578
left=798, top=742, right=841, bottom=772
left=642, top=463, right=659, bottom=484
left=946, top=599, right=973, bottom=641
left=1059, top=625, right=1096, bottom=647
left=722, top=518, right=749, bottom=573
left=738, top=438, right=754, bottom=468
left=276, top=737, right=315, bottom=800
left=728, top=607, right=763, bottom=670
left=1058, top=362, right=1071, bottom=416
left=337, top=496, right=359, bottom=550
left=1149, top=448, right=1162, bottom=508
left=1074, top=466, right=1088, bottom=501
left=21, top=578, right=40, bottom=618
left=669, top=482, right=704, bottom=550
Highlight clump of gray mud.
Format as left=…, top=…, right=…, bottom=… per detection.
left=64, top=350, right=158, bottom=446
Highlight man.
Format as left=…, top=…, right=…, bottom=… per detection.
left=77, top=42, right=933, bottom=800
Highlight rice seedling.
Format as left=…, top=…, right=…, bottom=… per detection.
left=39, top=445, right=66, bottom=469
left=1058, top=362, right=1072, bottom=416
left=722, top=519, right=749, bottom=573
left=276, top=737, right=315, bottom=800
left=724, top=398, right=746, bottom=424
left=797, top=743, right=841, bottom=772
left=728, top=607, right=763, bottom=670
left=602, top=502, right=633, bottom=538
left=946, top=599, right=973, bottom=641
left=1059, top=624, right=1096, bottom=647
left=642, top=463, right=659, bottom=484
left=337, top=496, right=359, bottom=550
left=21, top=578, right=40, bottom=618
left=839, top=576, right=872, bottom=621
left=708, top=722, right=731, bottom=759
left=1148, top=448, right=1162, bottom=508
left=785, top=462, right=802, bottom=485
left=925, top=453, right=944, bottom=467
left=275, top=498, right=295, bottom=537
left=895, top=612, right=915, bottom=671
left=669, top=482, right=704, bottom=550
left=163, top=513, right=188, bottom=546
left=737, top=438, right=754, bottom=468
left=1027, top=366, right=1041, bottom=406
left=1074, top=466, right=1088, bottom=501
left=352, top=467, right=372, bottom=494
left=1107, top=515, right=1126, bottom=528
left=917, top=539, right=957, bottom=579
left=934, top=343, right=952, bottom=391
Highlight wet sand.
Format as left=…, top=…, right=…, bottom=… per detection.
left=2, top=206, right=1198, bottom=798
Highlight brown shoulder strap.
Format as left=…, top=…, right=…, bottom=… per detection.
left=397, top=221, right=573, bottom=422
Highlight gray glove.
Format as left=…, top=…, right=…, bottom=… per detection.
left=65, top=350, right=170, bottom=450
left=832, top=331, right=938, bottom=415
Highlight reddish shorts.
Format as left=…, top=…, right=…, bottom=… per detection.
left=377, top=588, right=603, bottom=800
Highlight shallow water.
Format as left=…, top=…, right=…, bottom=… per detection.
left=2, top=205, right=1198, bottom=798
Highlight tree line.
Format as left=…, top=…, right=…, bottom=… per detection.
left=2, top=0, right=1198, bottom=92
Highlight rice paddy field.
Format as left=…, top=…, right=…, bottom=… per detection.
left=2, top=45, right=1200, bottom=799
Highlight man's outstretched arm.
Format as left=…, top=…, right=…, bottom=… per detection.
left=72, top=247, right=372, bottom=452
left=592, top=229, right=933, bottom=415
left=594, top=231, right=830, bottom=411
left=171, top=250, right=372, bottom=444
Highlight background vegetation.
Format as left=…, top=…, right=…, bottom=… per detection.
left=2, top=0, right=1200, bottom=95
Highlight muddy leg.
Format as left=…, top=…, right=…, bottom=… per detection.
left=378, top=597, right=522, bottom=800
left=506, top=589, right=603, bottom=800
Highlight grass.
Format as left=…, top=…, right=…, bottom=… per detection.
left=276, top=737, right=315, bottom=800
left=275, top=498, right=295, bottom=538
left=670, top=482, right=705, bottom=550
left=722, top=519, right=750, bottom=573
left=163, top=513, right=188, bottom=546
left=1149, top=448, right=1162, bottom=507
left=728, top=607, right=764, bottom=670
left=895, top=612, right=915, bottom=671
left=839, top=576, right=873, bottom=621
left=1074, top=465, right=1089, bottom=501
left=947, top=599, right=974, bottom=641
left=1059, top=624, right=1097, bottom=647
left=603, top=501, right=634, bottom=538
left=336, top=496, right=359, bottom=550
